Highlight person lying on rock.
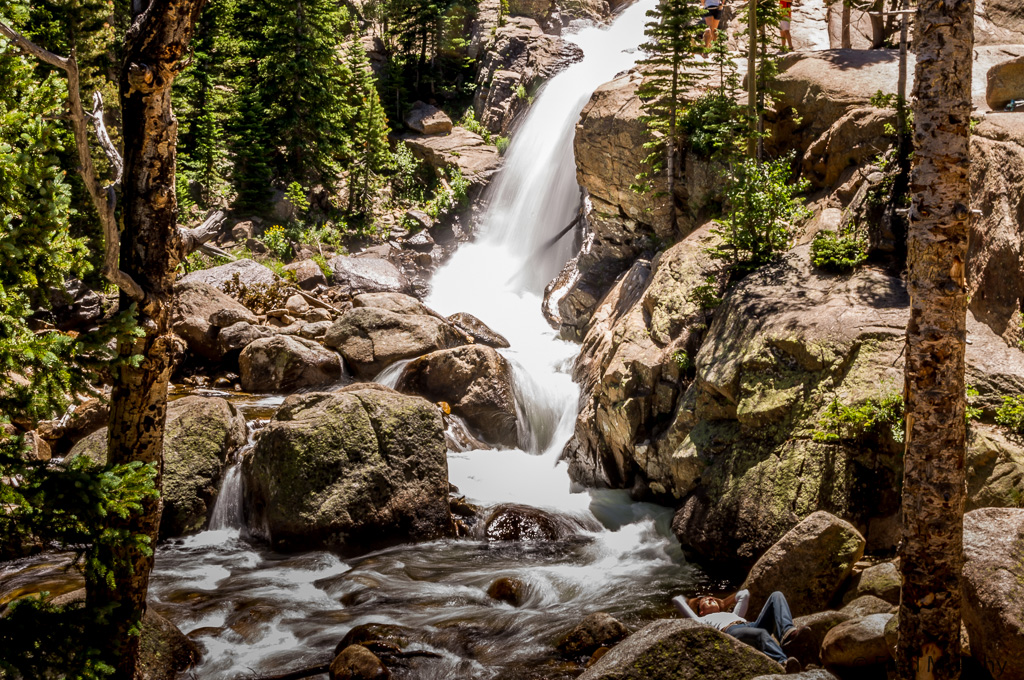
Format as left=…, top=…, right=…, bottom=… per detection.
left=672, top=589, right=806, bottom=672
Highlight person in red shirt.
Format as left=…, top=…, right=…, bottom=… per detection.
left=780, top=0, right=794, bottom=51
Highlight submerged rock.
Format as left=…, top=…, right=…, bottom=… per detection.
left=577, top=618, right=782, bottom=680
left=70, top=396, right=246, bottom=538
left=330, top=644, right=390, bottom=680
left=487, top=577, right=527, bottom=606
left=396, top=344, right=518, bottom=448
left=242, top=388, right=454, bottom=552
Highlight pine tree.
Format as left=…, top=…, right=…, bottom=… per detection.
left=344, top=39, right=394, bottom=216
left=633, top=0, right=707, bottom=232
left=244, top=0, right=357, bottom=188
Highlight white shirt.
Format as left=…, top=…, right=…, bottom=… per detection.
left=672, top=588, right=751, bottom=631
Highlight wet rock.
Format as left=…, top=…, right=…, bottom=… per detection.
left=178, top=258, right=279, bottom=293
left=481, top=504, right=579, bottom=541
left=353, top=292, right=438, bottom=317
left=577, top=618, right=783, bottom=680
left=328, top=255, right=412, bottom=297
left=172, top=281, right=259, bottom=361
left=556, top=612, right=629, bottom=657
left=242, top=388, right=453, bottom=552
left=227, top=604, right=278, bottom=643
left=787, top=610, right=852, bottom=668
left=138, top=608, right=202, bottom=680
left=962, top=507, right=1024, bottom=680
left=239, top=335, right=344, bottom=392
left=841, top=561, right=900, bottom=606
left=447, top=312, right=510, bottom=348
left=335, top=623, right=412, bottom=657
left=396, top=345, right=518, bottom=448
left=487, top=577, right=526, bottom=606
left=284, top=258, right=328, bottom=291
left=820, top=613, right=893, bottom=669
left=742, top=511, right=866, bottom=618
left=324, top=307, right=466, bottom=380
left=405, top=101, right=453, bottom=135
left=70, top=396, right=246, bottom=538
left=330, top=644, right=390, bottom=680
left=840, top=595, right=896, bottom=618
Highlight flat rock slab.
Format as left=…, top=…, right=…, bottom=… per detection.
left=402, top=127, right=502, bottom=185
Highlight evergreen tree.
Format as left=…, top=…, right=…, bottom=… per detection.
left=633, top=0, right=707, bottom=232
left=244, top=0, right=357, bottom=188
left=344, top=39, right=394, bottom=216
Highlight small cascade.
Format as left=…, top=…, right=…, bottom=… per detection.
left=372, top=358, right=412, bottom=389
left=208, top=421, right=260, bottom=532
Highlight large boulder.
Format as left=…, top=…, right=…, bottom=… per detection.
left=742, top=511, right=866, bottom=618
left=177, top=258, right=279, bottom=293
left=238, top=335, right=344, bottom=392
left=396, top=344, right=518, bottom=448
left=353, top=292, right=439, bottom=317
left=975, top=0, right=1024, bottom=45
left=328, top=255, right=413, bottom=298
left=840, top=595, right=896, bottom=618
left=987, top=55, right=1024, bottom=111
left=786, top=610, right=852, bottom=668
left=283, top=258, right=327, bottom=291
left=820, top=613, right=894, bottom=669
left=216, top=321, right=277, bottom=356
left=667, top=247, right=1024, bottom=564
left=139, top=608, right=203, bottom=680
left=324, top=307, right=466, bottom=380
left=577, top=618, right=783, bottom=680
left=447, top=312, right=510, bottom=348
left=962, top=508, right=1024, bottom=680
left=968, top=115, right=1024, bottom=343
left=172, top=281, right=259, bottom=361
left=565, top=223, right=724, bottom=493
left=479, top=503, right=585, bottom=541
left=70, top=396, right=247, bottom=538
left=242, top=388, right=454, bottom=551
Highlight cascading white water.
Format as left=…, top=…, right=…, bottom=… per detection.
left=146, top=4, right=707, bottom=677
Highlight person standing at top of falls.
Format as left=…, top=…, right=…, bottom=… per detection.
left=702, top=0, right=724, bottom=50
left=672, top=588, right=808, bottom=673
left=779, top=0, right=794, bottom=51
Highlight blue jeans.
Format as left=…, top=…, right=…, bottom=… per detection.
left=725, top=591, right=795, bottom=664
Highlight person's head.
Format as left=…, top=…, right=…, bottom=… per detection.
left=690, top=595, right=726, bottom=616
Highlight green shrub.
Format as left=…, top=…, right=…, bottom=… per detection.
left=496, top=136, right=510, bottom=155
left=686, top=275, right=723, bottom=310
left=995, top=395, right=1024, bottom=433
left=813, top=391, right=905, bottom=444
left=672, top=350, right=691, bottom=371
left=679, top=91, right=745, bottom=160
left=459, top=108, right=492, bottom=144
left=811, top=229, right=867, bottom=271
left=709, top=155, right=812, bottom=270
left=966, top=384, right=983, bottom=423
left=259, top=224, right=293, bottom=260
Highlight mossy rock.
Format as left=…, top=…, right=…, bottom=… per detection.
left=242, top=387, right=453, bottom=552
left=68, top=395, right=247, bottom=538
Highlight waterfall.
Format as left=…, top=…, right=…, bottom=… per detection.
left=207, top=422, right=260, bottom=532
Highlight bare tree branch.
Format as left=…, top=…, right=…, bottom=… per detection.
left=0, top=19, right=145, bottom=302
left=89, top=91, right=123, bottom=186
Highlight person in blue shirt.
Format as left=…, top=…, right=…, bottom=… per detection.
left=673, top=589, right=806, bottom=672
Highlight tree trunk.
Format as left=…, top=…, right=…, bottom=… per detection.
left=666, top=44, right=678, bottom=234
left=747, top=0, right=757, bottom=158
left=86, top=1, right=204, bottom=678
left=898, top=0, right=975, bottom=678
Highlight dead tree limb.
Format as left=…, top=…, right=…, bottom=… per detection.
left=0, top=20, right=144, bottom=302
left=88, top=91, right=123, bottom=186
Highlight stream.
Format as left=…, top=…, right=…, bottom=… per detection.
left=147, top=2, right=709, bottom=676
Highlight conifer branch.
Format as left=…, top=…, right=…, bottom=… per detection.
left=0, top=20, right=145, bottom=302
